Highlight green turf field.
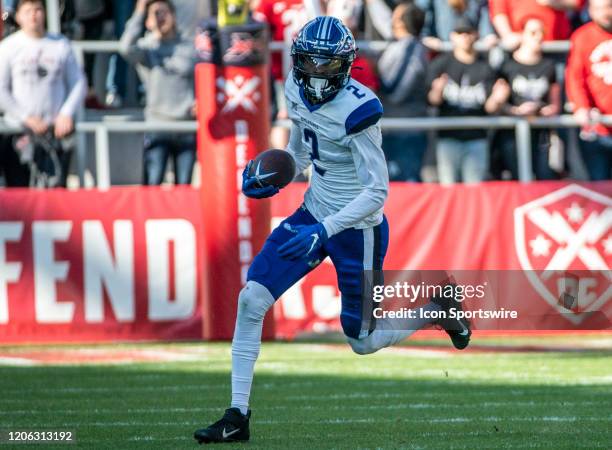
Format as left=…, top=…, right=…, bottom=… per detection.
left=1, top=337, right=610, bottom=449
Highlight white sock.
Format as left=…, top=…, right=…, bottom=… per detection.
left=349, top=302, right=441, bottom=354
left=230, top=281, right=275, bottom=416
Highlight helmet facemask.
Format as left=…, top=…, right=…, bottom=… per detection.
left=292, top=51, right=354, bottom=104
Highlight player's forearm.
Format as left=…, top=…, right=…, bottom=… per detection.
left=322, top=187, right=387, bottom=238
left=321, top=125, right=389, bottom=237
left=285, top=123, right=311, bottom=177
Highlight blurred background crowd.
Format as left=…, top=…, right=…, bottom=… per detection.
left=0, top=0, right=610, bottom=188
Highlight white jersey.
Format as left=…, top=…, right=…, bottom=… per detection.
left=0, top=31, right=86, bottom=127
left=284, top=76, right=389, bottom=237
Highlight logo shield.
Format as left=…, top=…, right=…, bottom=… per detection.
left=216, top=75, right=261, bottom=113
left=514, top=184, right=612, bottom=324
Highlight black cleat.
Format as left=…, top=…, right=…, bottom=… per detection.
left=430, top=284, right=472, bottom=350
left=194, top=408, right=250, bottom=444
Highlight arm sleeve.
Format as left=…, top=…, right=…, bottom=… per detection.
left=322, top=124, right=389, bottom=237
left=119, top=11, right=149, bottom=66
left=565, top=33, right=593, bottom=111
left=284, top=122, right=311, bottom=177
left=365, top=0, right=393, bottom=40
left=163, top=44, right=196, bottom=76
left=0, top=42, right=28, bottom=123
left=58, top=44, right=86, bottom=117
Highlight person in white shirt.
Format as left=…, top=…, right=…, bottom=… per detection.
left=0, top=0, right=86, bottom=186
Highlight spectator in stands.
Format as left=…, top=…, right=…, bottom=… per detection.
left=120, top=0, right=197, bottom=185
left=107, top=0, right=208, bottom=108
left=253, top=0, right=321, bottom=153
left=417, top=0, right=497, bottom=50
left=376, top=1, right=428, bottom=181
left=495, top=17, right=561, bottom=180
left=105, top=0, right=136, bottom=108
left=490, top=0, right=585, bottom=50
left=0, top=0, right=86, bottom=187
left=73, top=0, right=108, bottom=108
left=566, top=0, right=612, bottom=180
left=328, top=0, right=380, bottom=92
left=427, top=17, right=509, bottom=184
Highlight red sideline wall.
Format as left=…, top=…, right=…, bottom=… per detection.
left=0, top=187, right=204, bottom=343
left=272, top=182, right=612, bottom=338
left=0, top=181, right=610, bottom=343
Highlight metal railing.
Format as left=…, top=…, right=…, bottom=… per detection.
left=0, top=34, right=597, bottom=189
left=69, top=38, right=571, bottom=55
left=1, top=115, right=610, bottom=188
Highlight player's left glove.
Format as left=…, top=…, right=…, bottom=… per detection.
left=242, top=161, right=279, bottom=199
left=278, top=223, right=328, bottom=260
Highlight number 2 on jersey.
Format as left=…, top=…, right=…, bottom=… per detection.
left=304, top=128, right=326, bottom=176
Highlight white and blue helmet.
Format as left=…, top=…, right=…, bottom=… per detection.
left=291, top=16, right=356, bottom=104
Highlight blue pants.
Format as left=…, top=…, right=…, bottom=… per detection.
left=494, top=129, right=560, bottom=181
left=437, top=137, right=489, bottom=184
left=248, top=205, right=389, bottom=339
left=106, top=0, right=136, bottom=97
left=382, top=132, right=427, bottom=182
left=143, top=132, right=196, bottom=185
left=580, top=134, right=612, bottom=181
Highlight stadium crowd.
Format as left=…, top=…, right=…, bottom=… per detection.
left=0, top=0, right=610, bottom=187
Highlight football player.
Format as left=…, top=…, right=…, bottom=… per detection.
left=194, top=16, right=471, bottom=444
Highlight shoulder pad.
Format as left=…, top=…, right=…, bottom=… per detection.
left=345, top=98, right=383, bottom=135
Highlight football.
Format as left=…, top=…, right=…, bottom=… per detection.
left=249, top=149, right=296, bottom=189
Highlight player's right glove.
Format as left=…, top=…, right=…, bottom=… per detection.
left=242, top=160, right=279, bottom=199
left=278, top=223, right=328, bottom=260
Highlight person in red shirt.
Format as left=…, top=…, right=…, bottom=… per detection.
left=253, top=0, right=322, bottom=151
left=566, top=0, right=612, bottom=180
left=254, top=0, right=311, bottom=82
left=490, top=0, right=585, bottom=49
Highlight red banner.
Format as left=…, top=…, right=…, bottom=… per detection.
left=0, top=187, right=204, bottom=343
left=0, top=182, right=610, bottom=343
left=272, top=182, right=612, bottom=338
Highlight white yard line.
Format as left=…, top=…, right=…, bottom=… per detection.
left=0, top=356, right=38, bottom=366
left=0, top=401, right=600, bottom=417
left=1, top=416, right=609, bottom=428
